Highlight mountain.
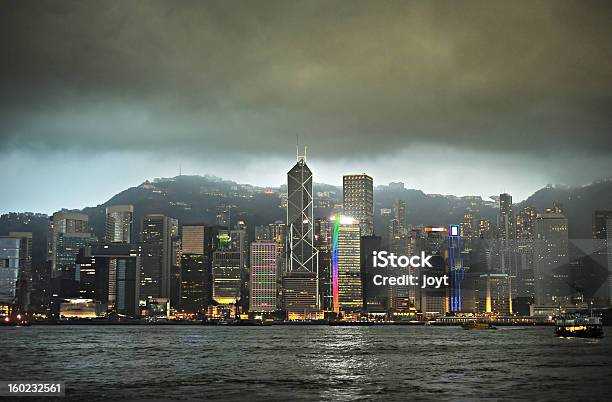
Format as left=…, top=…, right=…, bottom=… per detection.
left=2, top=175, right=612, bottom=270
left=80, top=175, right=502, bottom=241
left=518, top=178, right=612, bottom=238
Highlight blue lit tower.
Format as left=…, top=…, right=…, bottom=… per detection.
left=448, top=224, right=464, bottom=312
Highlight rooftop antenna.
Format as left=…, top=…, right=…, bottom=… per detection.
left=179, top=163, right=182, bottom=177
left=296, top=134, right=308, bottom=163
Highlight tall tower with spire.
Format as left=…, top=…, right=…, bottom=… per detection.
left=283, top=147, right=319, bottom=317
left=287, top=147, right=316, bottom=273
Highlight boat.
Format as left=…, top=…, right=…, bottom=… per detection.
left=0, top=314, right=31, bottom=327
left=462, top=321, right=497, bottom=330
left=555, top=315, right=603, bottom=338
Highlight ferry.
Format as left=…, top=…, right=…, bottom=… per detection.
left=555, top=316, right=603, bottom=338
left=461, top=321, right=497, bottom=330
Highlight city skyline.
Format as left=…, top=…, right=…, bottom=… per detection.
left=3, top=149, right=610, bottom=319
left=2, top=2, right=611, bottom=400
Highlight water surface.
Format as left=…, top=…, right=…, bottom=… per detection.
left=2, top=325, right=610, bottom=401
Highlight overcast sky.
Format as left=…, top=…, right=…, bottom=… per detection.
left=1, top=0, right=611, bottom=214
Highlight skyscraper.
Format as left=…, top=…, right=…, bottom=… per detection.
left=77, top=243, right=141, bottom=317
left=0, top=237, right=20, bottom=305
left=283, top=148, right=319, bottom=317
left=47, top=211, right=92, bottom=278
left=180, top=224, right=211, bottom=314
left=361, top=235, right=384, bottom=313
left=514, top=206, right=538, bottom=314
left=287, top=149, right=316, bottom=274
left=230, top=222, right=249, bottom=310
left=140, top=214, right=176, bottom=302
left=343, top=174, right=374, bottom=236
left=592, top=210, right=612, bottom=306
left=7, top=232, right=32, bottom=312
left=249, top=242, right=277, bottom=313
left=212, top=250, right=242, bottom=311
left=314, top=217, right=333, bottom=311
left=331, top=215, right=362, bottom=313
left=498, top=193, right=514, bottom=241
left=516, top=206, right=537, bottom=241
left=105, top=205, right=134, bottom=243
left=498, top=193, right=516, bottom=275
left=534, top=209, right=569, bottom=306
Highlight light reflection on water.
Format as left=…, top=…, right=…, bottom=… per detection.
left=1, top=325, right=610, bottom=401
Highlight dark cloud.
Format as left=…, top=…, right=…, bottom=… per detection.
left=1, top=0, right=611, bottom=160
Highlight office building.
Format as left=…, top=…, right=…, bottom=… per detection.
left=361, top=235, right=385, bottom=313
left=77, top=243, right=141, bottom=317
left=180, top=224, right=212, bottom=314
left=249, top=242, right=277, bottom=313
left=284, top=148, right=319, bottom=316
left=331, top=215, right=362, bottom=312
left=315, top=217, right=333, bottom=311
left=5, top=232, right=32, bottom=311
left=47, top=211, right=92, bottom=278
left=343, top=174, right=374, bottom=236
left=140, top=214, right=177, bottom=302
left=0, top=237, right=20, bottom=304
left=105, top=205, right=134, bottom=243
left=593, top=210, right=612, bottom=306
left=230, top=222, right=249, bottom=310
left=534, top=209, right=569, bottom=306
left=212, top=250, right=242, bottom=307
left=475, top=273, right=513, bottom=315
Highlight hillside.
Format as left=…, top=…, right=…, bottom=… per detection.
left=2, top=175, right=612, bottom=270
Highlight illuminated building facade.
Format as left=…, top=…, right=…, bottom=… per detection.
left=249, top=242, right=277, bottom=313
left=212, top=251, right=242, bottom=306
left=476, top=273, right=512, bottom=315
left=448, top=224, right=465, bottom=312
left=331, top=215, right=362, bottom=312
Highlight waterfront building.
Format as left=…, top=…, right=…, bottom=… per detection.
left=534, top=209, right=569, bottom=306
left=331, top=215, right=362, bottom=312
left=283, top=148, right=319, bottom=317
left=249, top=242, right=277, bottom=313
left=140, top=214, right=177, bottom=302
left=180, top=224, right=212, bottom=314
